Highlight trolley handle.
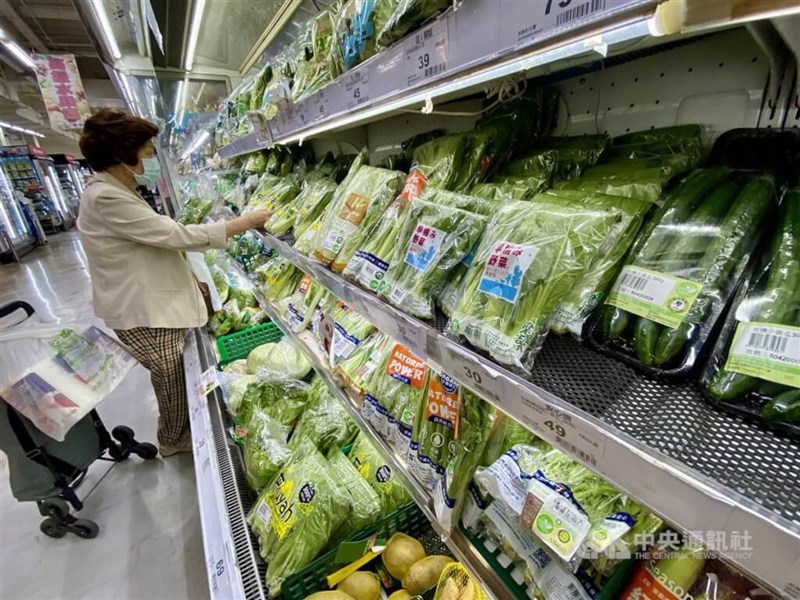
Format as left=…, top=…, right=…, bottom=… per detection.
left=0, top=301, right=35, bottom=322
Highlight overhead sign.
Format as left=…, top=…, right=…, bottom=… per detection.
left=31, top=54, right=92, bottom=132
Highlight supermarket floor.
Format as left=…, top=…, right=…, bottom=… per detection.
left=0, top=231, right=207, bottom=600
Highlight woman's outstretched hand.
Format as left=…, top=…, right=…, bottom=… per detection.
left=225, top=209, right=271, bottom=237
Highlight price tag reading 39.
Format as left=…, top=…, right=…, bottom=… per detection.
left=405, top=20, right=448, bottom=87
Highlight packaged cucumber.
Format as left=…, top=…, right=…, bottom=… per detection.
left=447, top=199, right=621, bottom=372
left=591, top=170, right=776, bottom=376
left=701, top=189, right=799, bottom=430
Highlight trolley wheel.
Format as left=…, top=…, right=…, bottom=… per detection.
left=40, top=517, right=67, bottom=538
left=132, top=442, right=158, bottom=460
left=111, top=425, right=135, bottom=443
left=40, top=497, right=70, bottom=520
left=69, top=519, right=99, bottom=539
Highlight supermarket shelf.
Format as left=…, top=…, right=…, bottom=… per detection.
left=217, top=0, right=660, bottom=157
left=252, top=231, right=800, bottom=597
left=184, top=329, right=267, bottom=600
left=237, top=264, right=511, bottom=600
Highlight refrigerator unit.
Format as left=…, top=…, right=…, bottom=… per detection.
left=51, top=154, right=86, bottom=214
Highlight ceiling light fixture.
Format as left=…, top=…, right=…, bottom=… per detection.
left=3, top=39, right=35, bottom=70
left=184, top=0, right=207, bottom=71
left=0, top=120, right=46, bottom=138
left=89, top=0, right=122, bottom=60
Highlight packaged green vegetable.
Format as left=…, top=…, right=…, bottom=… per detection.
left=211, top=266, right=230, bottom=303
left=448, top=199, right=620, bottom=371
left=373, top=0, right=450, bottom=48
left=248, top=437, right=350, bottom=596
left=244, top=409, right=292, bottom=491
left=283, top=275, right=327, bottom=333
left=596, top=173, right=774, bottom=375
left=290, top=376, right=358, bottom=452
left=555, top=176, right=663, bottom=203
left=236, top=379, right=310, bottom=433
left=292, top=178, right=338, bottom=239
left=326, top=447, right=382, bottom=542
left=470, top=181, right=533, bottom=202
left=178, top=196, right=213, bottom=225
left=335, top=331, right=390, bottom=396
left=609, top=124, right=704, bottom=167
left=246, top=339, right=312, bottom=379
left=331, top=301, right=376, bottom=364
left=702, top=189, right=799, bottom=425
left=349, top=432, right=411, bottom=514
left=258, top=256, right=303, bottom=302
left=313, top=165, right=404, bottom=271
left=246, top=175, right=300, bottom=216
left=411, top=133, right=470, bottom=191
left=381, top=199, right=488, bottom=319
left=478, top=411, right=538, bottom=467
left=218, top=371, right=259, bottom=418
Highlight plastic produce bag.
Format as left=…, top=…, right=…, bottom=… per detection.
left=330, top=301, right=376, bottom=364
left=283, top=275, right=327, bottom=333
left=246, top=175, right=300, bottom=216
left=292, top=178, right=338, bottom=239
left=236, top=379, right=310, bottom=433
left=257, top=256, right=303, bottom=302
left=609, top=124, right=704, bottom=167
left=470, top=181, right=534, bottom=202
left=381, top=199, right=489, bottom=319
left=555, top=176, right=663, bottom=203
left=349, top=431, right=411, bottom=514
left=217, top=371, right=259, bottom=417
left=478, top=410, right=538, bottom=467
left=335, top=331, right=390, bottom=396
left=411, top=133, right=469, bottom=192
left=247, top=437, right=350, bottom=596
left=495, top=150, right=557, bottom=192
left=0, top=325, right=137, bottom=441
left=246, top=339, right=312, bottom=379
left=374, top=0, right=450, bottom=47
left=448, top=199, right=620, bottom=371
left=594, top=171, right=774, bottom=375
left=313, top=165, right=405, bottom=270
left=290, top=376, right=358, bottom=452
left=702, top=189, right=799, bottom=424
left=244, top=409, right=292, bottom=491
left=327, top=447, right=382, bottom=540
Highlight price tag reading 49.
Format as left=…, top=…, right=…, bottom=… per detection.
left=405, top=20, right=448, bottom=87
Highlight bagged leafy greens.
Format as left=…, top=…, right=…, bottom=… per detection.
left=331, top=301, right=377, bottom=364
left=410, top=133, right=469, bottom=192
left=555, top=176, right=663, bottom=203
left=246, top=175, right=299, bottom=216
left=327, top=447, right=382, bottom=541
left=336, top=331, right=390, bottom=396
left=236, top=379, right=310, bottom=432
left=218, top=371, right=259, bottom=417
left=256, top=256, right=303, bottom=302
left=222, top=359, right=248, bottom=375
left=448, top=199, right=620, bottom=371
left=608, top=124, right=704, bottom=167
left=470, top=181, right=534, bottom=202
left=313, top=165, right=404, bottom=271
left=292, top=178, right=338, bottom=239
left=381, top=199, right=488, bottom=319
left=283, top=275, right=327, bottom=333
left=244, top=409, right=292, bottom=491
left=246, top=339, right=312, bottom=379
left=349, top=432, right=411, bottom=514
left=373, top=0, right=450, bottom=48
left=248, top=437, right=350, bottom=596
left=290, top=376, right=358, bottom=452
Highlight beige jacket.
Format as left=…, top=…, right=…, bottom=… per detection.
left=77, top=172, right=227, bottom=330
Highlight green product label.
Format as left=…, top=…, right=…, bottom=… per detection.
left=725, top=321, right=800, bottom=388
left=606, top=266, right=702, bottom=329
left=524, top=479, right=590, bottom=562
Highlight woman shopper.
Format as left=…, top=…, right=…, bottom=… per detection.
left=77, top=109, right=268, bottom=457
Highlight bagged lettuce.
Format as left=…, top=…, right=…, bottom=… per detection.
left=236, top=379, right=310, bottom=432
left=290, top=376, right=358, bottom=452
left=448, top=200, right=620, bottom=371
left=327, top=447, right=382, bottom=540
left=248, top=437, right=350, bottom=596
left=246, top=339, right=312, bottom=379
left=313, top=165, right=404, bottom=271
left=349, top=432, right=411, bottom=514
left=218, top=371, right=259, bottom=417
left=381, top=199, right=488, bottom=319
left=244, top=409, right=292, bottom=491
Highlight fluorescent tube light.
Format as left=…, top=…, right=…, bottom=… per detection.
left=90, top=0, right=122, bottom=60
left=181, top=129, right=210, bottom=159
left=173, top=78, right=187, bottom=116
left=0, top=120, right=46, bottom=138
left=184, top=0, right=207, bottom=71
left=4, top=40, right=35, bottom=69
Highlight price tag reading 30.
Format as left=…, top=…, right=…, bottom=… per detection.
left=405, top=20, right=448, bottom=87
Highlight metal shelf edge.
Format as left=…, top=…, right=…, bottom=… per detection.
left=250, top=232, right=800, bottom=597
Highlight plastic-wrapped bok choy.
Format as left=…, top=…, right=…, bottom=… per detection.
left=447, top=199, right=622, bottom=371
left=313, top=164, right=404, bottom=271
left=245, top=174, right=300, bottom=217
left=381, top=199, right=488, bottom=319
left=247, top=437, right=350, bottom=596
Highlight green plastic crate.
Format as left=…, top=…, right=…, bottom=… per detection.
left=216, top=321, right=282, bottom=364
left=281, top=502, right=428, bottom=600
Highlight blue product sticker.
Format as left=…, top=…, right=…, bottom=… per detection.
left=404, top=222, right=446, bottom=272
left=478, top=241, right=538, bottom=303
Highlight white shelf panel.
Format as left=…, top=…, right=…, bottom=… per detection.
left=217, top=0, right=659, bottom=158
left=250, top=231, right=800, bottom=598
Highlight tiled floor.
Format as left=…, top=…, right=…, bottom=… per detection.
left=0, top=231, right=206, bottom=600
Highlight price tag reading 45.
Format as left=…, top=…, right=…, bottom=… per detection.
left=345, top=71, right=370, bottom=110
left=405, top=20, right=448, bottom=87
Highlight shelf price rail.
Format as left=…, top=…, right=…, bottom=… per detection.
left=227, top=257, right=510, bottom=600
left=250, top=231, right=800, bottom=598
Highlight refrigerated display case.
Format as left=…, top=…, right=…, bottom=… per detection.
left=99, top=1, right=800, bottom=599
left=0, top=164, right=36, bottom=260
left=51, top=154, right=85, bottom=213
left=0, top=146, right=75, bottom=233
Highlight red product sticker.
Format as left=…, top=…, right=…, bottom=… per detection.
left=399, top=169, right=428, bottom=204
left=298, top=274, right=312, bottom=294
left=385, top=343, right=427, bottom=388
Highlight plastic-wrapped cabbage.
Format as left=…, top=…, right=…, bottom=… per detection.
left=327, top=447, right=382, bottom=541
left=381, top=200, right=488, bottom=319
left=349, top=432, right=411, bottom=514
left=290, top=376, right=358, bottom=452
left=237, top=379, right=310, bottom=432
left=219, top=372, right=259, bottom=417
left=222, top=359, right=248, bottom=375
left=447, top=200, right=620, bottom=371
left=313, top=165, right=404, bottom=271
left=246, top=340, right=312, bottom=379
left=248, top=438, right=350, bottom=596
left=244, top=409, right=292, bottom=491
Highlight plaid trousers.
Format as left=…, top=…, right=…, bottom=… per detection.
left=114, top=327, right=189, bottom=448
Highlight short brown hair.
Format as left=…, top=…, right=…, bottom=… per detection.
left=79, top=109, right=159, bottom=171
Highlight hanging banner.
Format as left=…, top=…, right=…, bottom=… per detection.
left=31, top=54, right=92, bottom=132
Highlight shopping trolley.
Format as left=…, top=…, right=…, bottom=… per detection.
left=0, top=300, right=157, bottom=539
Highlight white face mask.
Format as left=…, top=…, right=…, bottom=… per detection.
left=125, top=157, right=161, bottom=186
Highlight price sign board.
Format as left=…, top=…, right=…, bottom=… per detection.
left=247, top=113, right=272, bottom=146
left=311, top=88, right=331, bottom=122
left=404, top=20, right=448, bottom=87
left=392, top=316, right=426, bottom=358
left=345, top=70, right=371, bottom=110
left=435, top=339, right=506, bottom=406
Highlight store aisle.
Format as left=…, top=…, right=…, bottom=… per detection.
left=0, top=232, right=207, bottom=600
